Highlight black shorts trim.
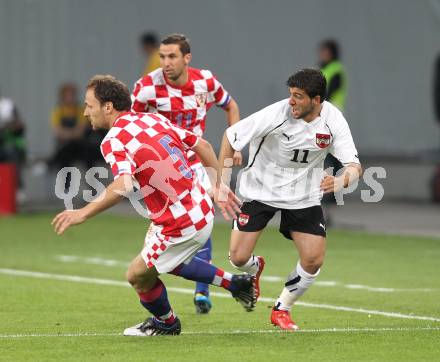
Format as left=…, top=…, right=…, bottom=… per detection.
left=232, top=201, right=326, bottom=240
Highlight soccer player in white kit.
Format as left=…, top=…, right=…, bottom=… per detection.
left=218, top=68, right=362, bottom=330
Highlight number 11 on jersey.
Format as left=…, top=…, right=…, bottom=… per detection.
left=291, top=149, right=310, bottom=163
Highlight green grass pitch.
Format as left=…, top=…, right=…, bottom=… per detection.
left=1, top=213, right=439, bottom=361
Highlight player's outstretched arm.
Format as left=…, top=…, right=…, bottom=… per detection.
left=320, top=163, right=363, bottom=194
left=222, top=98, right=242, bottom=166
left=51, top=175, right=133, bottom=235
left=192, top=137, right=241, bottom=220
left=218, top=131, right=236, bottom=179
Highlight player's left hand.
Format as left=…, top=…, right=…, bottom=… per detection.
left=213, top=182, right=242, bottom=220
left=320, top=175, right=344, bottom=194
left=52, top=209, right=87, bottom=235
left=233, top=151, right=243, bottom=166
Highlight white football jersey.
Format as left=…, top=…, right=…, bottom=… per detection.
left=226, top=99, right=360, bottom=209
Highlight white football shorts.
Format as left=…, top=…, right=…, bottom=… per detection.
left=141, top=219, right=213, bottom=273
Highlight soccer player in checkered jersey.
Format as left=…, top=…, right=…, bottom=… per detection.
left=52, top=75, right=255, bottom=336
left=131, top=33, right=242, bottom=314
left=218, top=69, right=362, bottom=331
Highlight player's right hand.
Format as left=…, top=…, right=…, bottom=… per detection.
left=213, top=183, right=242, bottom=220
left=51, top=209, right=87, bottom=235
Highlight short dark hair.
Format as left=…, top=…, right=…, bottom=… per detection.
left=161, top=33, right=191, bottom=55
left=286, top=68, right=327, bottom=103
left=320, top=39, right=340, bottom=60
left=87, top=75, right=131, bottom=111
left=140, top=31, right=159, bottom=47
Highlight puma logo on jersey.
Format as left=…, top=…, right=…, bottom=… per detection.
left=319, top=223, right=326, bottom=230
left=282, top=133, right=292, bottom=141
left=233, top=133, right=238, bottom=143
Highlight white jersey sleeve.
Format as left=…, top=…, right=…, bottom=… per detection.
left=225, top=100, right=287, bottom=152
left=328, top=114, right=360, bottom=165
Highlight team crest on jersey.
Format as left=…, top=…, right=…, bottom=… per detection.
left=316, top=133, right=331, bottom=148
left=195, top=92, right=208, bottom=107
left=238, top=213, right=250, bottom=226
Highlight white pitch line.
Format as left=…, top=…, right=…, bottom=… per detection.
left=54, top=255, right=436, bottom=293
left=343, top=284, right=434, bottom=293
left=1, top=268, right=439, bottom=323
left=55, top=255, right=128, bottom=268
left=1, top=327, right=440, bottom=339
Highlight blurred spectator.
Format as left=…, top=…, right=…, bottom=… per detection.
left=318, top=39, right=348, bottom=224
left=140, top=31, right=160, bottom=76
left=49, top=83, right=88, bottom=172
left=45, top=83, right=104, bottom=191
left=0, top=95, right=26, bottom=190
left=319, top=39, right=347, bottom=111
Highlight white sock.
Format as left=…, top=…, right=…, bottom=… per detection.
left=229, top=254, right=260, bottom=275
left=275, top=261, right=320, bottom=311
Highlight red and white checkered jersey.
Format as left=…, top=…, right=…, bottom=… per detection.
left=100, top=111, right=214, bottom=237
left=131, top=67, right=230, bottom=148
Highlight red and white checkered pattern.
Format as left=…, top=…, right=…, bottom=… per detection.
left=143, top=233, right=170, bottom=269
left=100, top=111, right=214, bottom=237
left=212, top=269, right=233, bottom=289
left=131, top=67, right=230, bottom=165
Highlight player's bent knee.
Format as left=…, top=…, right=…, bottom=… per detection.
left=126, top=267, right=145, bottom=287
left=126, top=269, right=138, bottom=287
left=301, top=257, right=324, bottom=274
left=126, top=269, right=156, bottom=292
